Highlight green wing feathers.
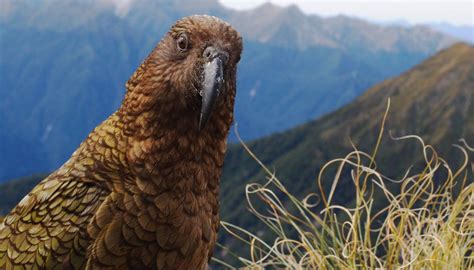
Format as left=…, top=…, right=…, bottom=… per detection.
left=0, top=172, right=108, bottom=269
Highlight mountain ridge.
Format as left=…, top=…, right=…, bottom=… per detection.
left=227, top=2, right=455, bottom=52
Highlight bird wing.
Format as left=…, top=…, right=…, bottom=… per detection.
left=0, top=171, right=109, bottom=269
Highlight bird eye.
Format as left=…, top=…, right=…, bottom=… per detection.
left=176, top=34, right=189, bottom=51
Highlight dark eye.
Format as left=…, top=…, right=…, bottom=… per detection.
left=176, top=34, right=189, bottom=51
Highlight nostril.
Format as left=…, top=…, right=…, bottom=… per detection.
left=203, top=46, right=228, bottom=63
left=203, top=47, right=213, bottom=60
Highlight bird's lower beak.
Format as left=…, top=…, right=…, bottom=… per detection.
left=199, top=47, right=226, bottom=130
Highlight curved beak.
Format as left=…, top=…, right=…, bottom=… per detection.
left=199, top=47, right=226, bottom=130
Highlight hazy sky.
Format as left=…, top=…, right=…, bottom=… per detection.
left=219, top=0, right=474, bottom=26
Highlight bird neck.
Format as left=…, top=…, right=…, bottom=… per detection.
left=105, top=97, right=232, bottom=194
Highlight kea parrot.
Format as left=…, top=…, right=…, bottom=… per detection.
left=0, top=15, right=243, bottom=270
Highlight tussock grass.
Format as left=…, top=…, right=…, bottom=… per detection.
left=214, top=101, right=474, bottom=269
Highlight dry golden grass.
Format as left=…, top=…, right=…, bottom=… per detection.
left=214, top=101, right=474, bottom=269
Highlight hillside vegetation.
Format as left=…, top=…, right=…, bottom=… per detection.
left=216, top=125, right=474, bottom=268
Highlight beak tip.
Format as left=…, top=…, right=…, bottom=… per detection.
left=198, top=118, right=204, bottom=131
left=198, top=113, right=207, bottom=131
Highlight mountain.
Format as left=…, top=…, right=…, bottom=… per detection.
left=228, top=4, right=454, bottom=52
left=220, top=42, right=474, bottom=229
left=427, top=22, right=474, bottom=43
left=378, top=20, right=474, bottom=44
left=0, top=0, right=457, bottom=181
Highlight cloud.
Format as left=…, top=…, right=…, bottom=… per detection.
left=109, top=0, right=134, bottom=17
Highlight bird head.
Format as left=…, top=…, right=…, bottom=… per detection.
left=125, top=15, right=243, bottom=132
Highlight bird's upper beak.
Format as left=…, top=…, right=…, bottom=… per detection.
left=199, top=46, right=228, bottom=130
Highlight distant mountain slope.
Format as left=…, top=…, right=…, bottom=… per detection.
left=220, top=43, right=474, bottom=228
left=0, top=0, right=457, bottom=181
left=0, top=174, right=47, bottom=215
left=428, top=22, right=474, bottom=43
